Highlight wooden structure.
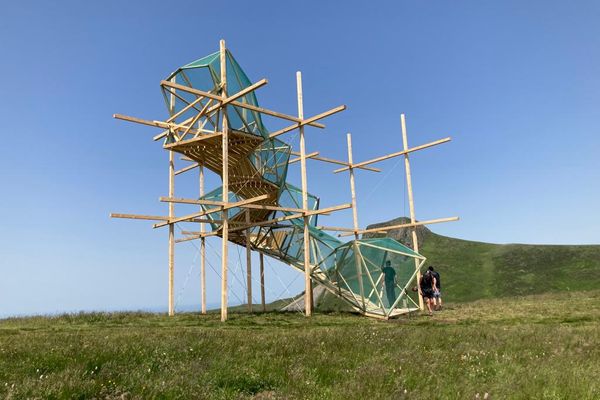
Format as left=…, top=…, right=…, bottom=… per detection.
left=110, top=40, right=458, bottom=320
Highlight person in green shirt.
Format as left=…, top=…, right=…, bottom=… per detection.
left=381, top=260, right=397, bottom=308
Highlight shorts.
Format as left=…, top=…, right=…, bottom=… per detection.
left=433, top=290, right=441, bottom=298
left=421, top=289, right=434, bottom=299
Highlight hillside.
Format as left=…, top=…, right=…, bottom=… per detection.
left=316, top=217, right=600, bottom=310
left=419, top=229, right=600, bottom=302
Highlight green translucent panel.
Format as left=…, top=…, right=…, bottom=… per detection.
left=261, top=224, right=340, bottom=269
left=315, top=239, right=422, bottom=316
left=277, top=183, right=319, bottom=226
left=164, top=50, right=267, bottom=138
left=179, top=51, right=220, bottom=70
left=308, top=224, right=342, bottom=255
left=199, top=187, right=243, bottom=229
left=356, top=242, right=415, bottom=311
left=225, top=51, right=268, bottom=137
left=249, top=138, right=291, bottom=187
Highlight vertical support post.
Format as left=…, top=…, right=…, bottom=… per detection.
left=400, top=114, right=424, bottom=311
left=220, top=39, right=229, bottom=322
left=245, top=209, right=253, bottom=312
left=347, top=133, right=366, bottom=310
left=347, top=133, right=360, bottom=240
left=297, top=71, right=313, bottom=316
left=260, top=253, right=266, bottom=312
left=168, top=76, right=176, bottom=317
left=199, top=164, right=206, bottom=314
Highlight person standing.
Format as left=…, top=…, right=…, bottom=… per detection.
left=428, top=266, right=442, bottom=311
left=381, top=260, right=397, bottom=308
left=419, top=270, right=435, bottom=316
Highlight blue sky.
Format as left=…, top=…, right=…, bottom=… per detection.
left=0, top=1, right=598, bottom=317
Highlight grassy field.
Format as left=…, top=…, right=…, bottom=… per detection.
left=1, top=290, right=599, bottom=399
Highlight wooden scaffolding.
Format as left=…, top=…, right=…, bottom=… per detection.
left=110, top=39, right=458, bottom=320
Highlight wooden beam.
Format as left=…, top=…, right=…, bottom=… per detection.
left=167, top=75, right=176, bottom=318
left=163, top=131, right=222, bottom=149
left=165, top=96, right=205, bottom=123
left=288, top=151, right=319, bottom=164
left=166, top=86, right=220, bottom=135
left=160, top=197, right=224, bottom=206
left=175, top=163, right=199, bottom=176
left=154, top=104, right=215, bottom=141
left=338, top=216, right=460, bottom=238
left=333, top=137, right=452, bottom=173
left=159, top=196, right=307, bottom=214
left=160, top=80, right=327, bottom=129
left=110, top=213, right=169, bottom=221
left=290, top=151, right=381, bottom=173
left=347, top=133, right=360, bottom=240
left=220, top=39, right=229, bottom=323
left=181, top=230, right=201, bottom=235
left=245, top=209, right=252, bottom=313
left=399, top=114, right=423, bottom=311
left=111, top=212, right=228, bottom=225
left=153, top=194, right=270, bottom=228
left=268, top=104, right=346, bottom=139
left=114, top=113, right=171, bottom=129
left=113, top=113, right=203, bottom=136
left=229, top=203, right=352, bottom=233
left=179, top=97, right=217, bottom=140
left=202, top=78, right=268, bottom=116
left=315, top=225, right=356, bottom=233
left=167, top=78, right=268, bottom=140
left=347, top=133, right=365, bottom=310
left=297, top=71, right=312, bottom=317
left=199, top=164, right=207, bottom=315
left=175, top=231, right=219, bottom=243
left=260, top=253, right=266, bottom=312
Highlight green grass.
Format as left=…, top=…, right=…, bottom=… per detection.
left=1, top=290, right=599, bottom=399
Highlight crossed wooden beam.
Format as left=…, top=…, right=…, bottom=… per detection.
left=111, top=67, right=356, bottom=239
left=304, top=129, right=459, bottom=239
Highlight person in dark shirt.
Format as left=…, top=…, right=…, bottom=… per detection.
left=428, top=266, right=442, bottom=311
left=381, top=260, right=397, bottom=308
left=419, top=270, right=435, bottom=316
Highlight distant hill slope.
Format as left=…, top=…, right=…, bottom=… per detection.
left=419, top=230, right=600, bottom=302
left=316, top=217, right=600, bottom=309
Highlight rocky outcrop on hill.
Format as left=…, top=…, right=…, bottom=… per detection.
left=363, top=216, right=431, bottom=248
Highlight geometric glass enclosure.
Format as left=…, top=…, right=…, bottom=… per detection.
left=317, top=238, right=424, bottom=318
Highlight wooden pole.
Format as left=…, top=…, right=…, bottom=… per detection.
left=347, top=133, right=365, bottom=310
left=160, top=79, right=327, bottom=129
left=200, top=164, right=206, bottom=314
left=260, top=253, right=266, bottom=312
left=347, top=134, right=359, bottom=239
left=337, top=216, right=460, bottom=237
left=220, top=39, right=229, bottom=322
left=297, top=71, right=313, bottom=316
left=245, top=209, right=253, bottom=312
left=332, top=137, right=452, bottom=173
left=400, top=114, right=424, bottom=311
left=168, top=75, right=176, bottom=317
